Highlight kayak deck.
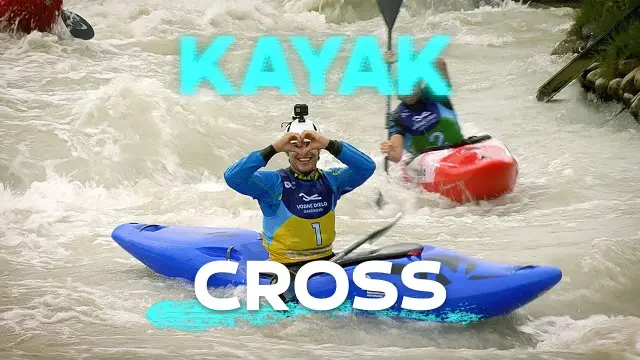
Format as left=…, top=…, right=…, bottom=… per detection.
left=112, top=222, right=562, bottom=322
left=402, top=135, right=518, bottom=203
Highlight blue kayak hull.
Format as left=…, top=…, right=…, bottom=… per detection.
left=111, top=222, right=562, bottom=321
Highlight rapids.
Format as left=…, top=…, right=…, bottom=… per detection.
left=1, top=0, right=639, bottom=359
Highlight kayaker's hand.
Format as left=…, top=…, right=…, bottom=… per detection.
left=273, top=133, right=303, bottom=154
left=299, top=130, right=330, bottom=156
left=380, top=140, right=393, bottom=154
left=436, top=57, right=450, bottom=84
left=384, top=50, right=396, bottom=64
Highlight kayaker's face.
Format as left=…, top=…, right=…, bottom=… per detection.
left=288, top=141, right=319, bottom=175
left=400, top=83, right=422, bottom=105
left=403, top=94, right=420, bottom=104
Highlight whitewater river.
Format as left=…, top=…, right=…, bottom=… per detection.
left=2, top=0, right=639, bottom=359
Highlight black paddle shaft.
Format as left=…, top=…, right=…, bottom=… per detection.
left=384, top=29, right=392, bottom=174
left=330, top=212, right=404, bottom=264
left=376, top=0, right=403, bottom=174
left=375, top=0, right=403, bottom=208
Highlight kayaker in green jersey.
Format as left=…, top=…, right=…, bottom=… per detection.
left=379, top=50, right=465, bottom=163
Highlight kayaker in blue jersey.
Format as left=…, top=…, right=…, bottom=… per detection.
left=224, top=104, right=376, bottom=274
left=379, top=50, right=465, bottom=163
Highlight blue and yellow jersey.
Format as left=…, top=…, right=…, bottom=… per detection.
left=223, top=141, right=376, bottom=264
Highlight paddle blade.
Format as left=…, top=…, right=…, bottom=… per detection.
left=61, top=10, right=94, bottom=40
left=376, top=0, right=404, bottom=30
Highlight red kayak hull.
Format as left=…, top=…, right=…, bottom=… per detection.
left=401, top=136, right=518, bottom=203
left=0, top=0, right=63, bottom=34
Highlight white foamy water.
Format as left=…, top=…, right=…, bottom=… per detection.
left=1, top=0, right=639, bottom=359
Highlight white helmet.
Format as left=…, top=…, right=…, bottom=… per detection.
left=284, top=118, right=320, bottom=134
left=282, top=104, right=320, bottom=143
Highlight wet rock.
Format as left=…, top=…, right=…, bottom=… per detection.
left=618, top=59, right=640, bottom=76
left=623, top=93, right=635, bottom=107
left=574, top=40, right=587, bottom=53
left=607, top=78, right=623, bottom=100
left=595, top=78, right=609, bottom=98
left=586, top=62, right=600, bottom=72
left=630, top=94, right=640, bottom=121
left=527, top=0, right=581, bottom=9
left=579, top=62, right=599, bottom=87
left=578, top=73, right=590, bottom=90
left=619, top=67, right=639, bottom=96
left=586, top=68, right=603, bottom=87
left=581, top=26, right=594, bottom=41
left=635, top=69, right=640, bottom=90
left=551, top=35, right=578, bottom=56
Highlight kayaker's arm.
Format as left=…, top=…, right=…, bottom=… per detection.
left=223, top=147, right=281, bottom=204
left=324, top=140, right=376, bottom=198
left=421, top=58, right=455, bottom=111
left=385, top=111, right=406, bottom=163
left=437, top=58, right=450, bottom=85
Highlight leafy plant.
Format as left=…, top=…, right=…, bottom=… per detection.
left=567, top=0, right=640, bottom=79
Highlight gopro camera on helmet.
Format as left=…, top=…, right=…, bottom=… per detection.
left=287, top=103, right=312, bottom=145
left=292, top=103, right=308, bottom=121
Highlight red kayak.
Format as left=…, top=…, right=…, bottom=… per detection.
left=0, top=0, right=63, bottom=34
left=400, top=135, right=518, bottom=203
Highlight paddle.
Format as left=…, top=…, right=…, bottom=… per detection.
left=329, top=212, right=404, bottom=264
left=60, top=9, right=94, bottom=40
left=375, top=0, right=404, bottom=209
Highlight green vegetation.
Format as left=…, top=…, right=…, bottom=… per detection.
left=570, top=0, right=638, bottom=37
left=569, top=0, right=640, bottom=79
left=599, top=21, right=640, bottom=79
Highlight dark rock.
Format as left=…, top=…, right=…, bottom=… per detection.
left=578, top=72, right=590, bottom=90
left=574, top=40, right=587, bottom=53
left=619, top=67, right=640, bottom=96
left=586, top=62, right=600, bottom=72
left=607, top=78, right=623, bottom=100
left=580, top=62, right=599, bottom=85
left=551, top=36, right=578, bottom=56
left=526, top=0, right=580, bottom=9
left=630, top=94, right=640, bottom=121
left=622, top=93, right=635, bottom=107
left=618, top=60, right=640, bottom=76
left=586, top=68, right=603, bottom=87
left=595, top=78, right=610, bottom=99
left=581, top=25, right=594, bottom=41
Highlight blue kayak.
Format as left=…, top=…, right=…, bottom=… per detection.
left=111, top=222, right=562, bottom=322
